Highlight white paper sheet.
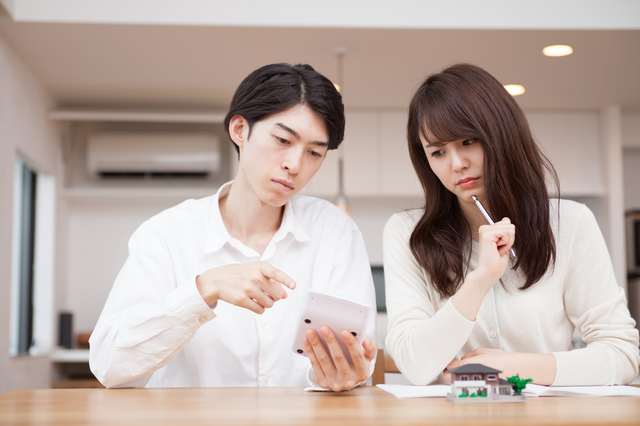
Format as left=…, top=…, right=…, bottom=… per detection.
left=524, top=384, right=640, bottom=397
left=376, top=383, right=640, bottom=398
left=376, top=384, right=450, bottom=398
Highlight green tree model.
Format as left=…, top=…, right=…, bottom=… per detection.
left=507, top=374, right=533, bottom=395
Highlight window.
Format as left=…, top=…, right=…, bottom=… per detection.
left=487, top=374, right=497, bottom=381
left=11, top=160, right=37, bottom=355
left=460, top=375, right=468, bottom=381
left=473, top=375, right=482, bottom=381
left=10, top=158, right=55, bottom=356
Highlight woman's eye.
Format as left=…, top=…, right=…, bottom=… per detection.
left=463, top=138, right=476, bottom=146
left=431, top=150, right=444, bottom=158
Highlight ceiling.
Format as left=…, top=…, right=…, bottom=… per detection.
left=0, top=17, right=639, bottom=112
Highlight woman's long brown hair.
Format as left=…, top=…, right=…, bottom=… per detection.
left=407, top=63, right=559, bottom=299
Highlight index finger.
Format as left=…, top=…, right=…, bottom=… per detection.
left=258, top=262, right=296, bottom=290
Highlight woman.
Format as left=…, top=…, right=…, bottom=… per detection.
left=384, top=63, right=639, bottom=386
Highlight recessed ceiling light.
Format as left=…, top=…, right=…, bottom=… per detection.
left=504, top=84, right=526, bottom=96
left=543, top=45, right=573, bottom=57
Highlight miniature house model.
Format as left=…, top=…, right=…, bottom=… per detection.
left=446, top=364, right=526, bottom=403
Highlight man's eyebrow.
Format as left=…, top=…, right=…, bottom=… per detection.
left=275, top=123, right=329, bottom=147
left=275, top=123, right=301, bottom=140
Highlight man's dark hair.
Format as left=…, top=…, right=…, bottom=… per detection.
left=224, top=63, right=345, bottom=153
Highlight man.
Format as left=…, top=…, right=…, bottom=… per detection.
left=89, top=63, right=377, bottom=391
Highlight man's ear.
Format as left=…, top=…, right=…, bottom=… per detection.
left=228, top=115, right=248, bottom=149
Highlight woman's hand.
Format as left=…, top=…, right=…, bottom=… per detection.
left=451, top=218, right=515, bottom=321
left=444, top=348, right=556, bottom=385
left=475, top=217, right=515, bottom=285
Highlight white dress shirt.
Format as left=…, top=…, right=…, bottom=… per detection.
left=89, top=182, right=377, bottom=388
left=384, top=199, right=639, bottom=386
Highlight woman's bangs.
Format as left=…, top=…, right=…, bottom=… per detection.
left=419, top=93, right=477, bottom=146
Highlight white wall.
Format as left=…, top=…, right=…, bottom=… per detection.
left=622, top=112, right=640, bottom=149
left=61, top=108, right=624, bottom=335
left=623, top=149, right=640, bottom=211
left=62, top=196, right=188, bottom=333
left=623, top=113, right=640, bottom=211
left=0, top=33, right=60, bottom=394
left=622, top=112, right=640, bottom=336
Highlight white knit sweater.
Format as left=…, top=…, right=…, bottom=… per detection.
left=383, top=199, right=639, bottom=386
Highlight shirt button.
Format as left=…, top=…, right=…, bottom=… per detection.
left=262, top=322, right=269, bottom=330
left=489, top=331, right=497, bottom=339
left=263, top=375, right=270, bottom=384
left=199, top=316, right=207, bottom=323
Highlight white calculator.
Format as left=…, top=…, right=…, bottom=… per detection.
left=291, top=289, right=371, bottom=364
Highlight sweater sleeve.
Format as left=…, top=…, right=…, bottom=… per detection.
left=552, top=206, right=640, bottom=385
left=383, top=213, right=475, bottom=385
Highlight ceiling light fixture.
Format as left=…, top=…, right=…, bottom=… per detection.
left=333, top=46, right=351, bottom=217
left=504, top=84, right=526, bottom=97
left=542, top=44, right=574, bottom=57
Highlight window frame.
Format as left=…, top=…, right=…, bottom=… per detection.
left=10, top=157, right=56, bottom=357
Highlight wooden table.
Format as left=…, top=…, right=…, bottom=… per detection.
left=1, top=386, right=639, bottom=426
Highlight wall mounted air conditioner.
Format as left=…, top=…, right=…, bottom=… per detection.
left=86, top=132, right=220, bottom=178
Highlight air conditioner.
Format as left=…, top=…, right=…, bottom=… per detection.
left=86, top=132, right=220, bottom=178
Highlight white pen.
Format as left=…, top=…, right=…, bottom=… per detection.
left=471, top=195, right=517, bottom=259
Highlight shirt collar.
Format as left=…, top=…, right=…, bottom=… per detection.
left=275, top=197, right=311, bottom=243
left=203, top=181, right=311, bottom=255
left=203, top=182, right=234, bottom=255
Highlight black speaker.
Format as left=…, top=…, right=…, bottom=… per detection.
left=58, top=312, right=73, bottom=349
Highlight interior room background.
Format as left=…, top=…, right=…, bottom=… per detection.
left=1, top=0, right=639, bottom=393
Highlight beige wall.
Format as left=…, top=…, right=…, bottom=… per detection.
left=623, top=113, right=640, bottom=211
left=0, top=33, right=59, bottom=394
left=61, top=110, right=621, bottom=334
